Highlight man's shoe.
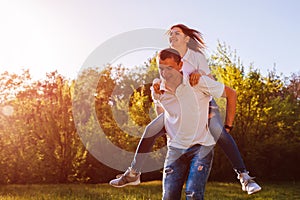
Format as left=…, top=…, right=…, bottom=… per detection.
left=109, top=167, right=141, bottom=188
left=238, top=172, right=262, bottom=195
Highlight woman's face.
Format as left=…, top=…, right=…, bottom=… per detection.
left=169, top=27, right=189, bottom=49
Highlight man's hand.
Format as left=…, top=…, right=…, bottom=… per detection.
left=152, top=79, right=164, bottom=95
left=224, top=125, right=234, bottom=133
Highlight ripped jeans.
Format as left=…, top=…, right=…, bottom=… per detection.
left=162, top=144, right=214, bottom=200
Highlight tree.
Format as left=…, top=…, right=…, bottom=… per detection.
left=209, top=42, right=300, bottom=181
left=0, top=70, right=88, bottom=183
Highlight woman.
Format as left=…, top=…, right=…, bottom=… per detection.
left=109, top=24, right=261, bottom=195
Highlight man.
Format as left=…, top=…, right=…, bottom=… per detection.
left=110, top=45, right=263, bottom=195
left=153, top=48, right=236, bottom=199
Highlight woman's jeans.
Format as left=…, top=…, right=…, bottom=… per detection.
left=131, top=99, right=246, bottom=174
left=162, top=144, right=214, bottom=200
left=208, top=99, right=246, bottom=173
left=130, top=112, right=165, bottom=171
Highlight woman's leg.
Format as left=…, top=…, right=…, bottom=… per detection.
left=110, top=113, right=165, bottom=187
left=208, top=99, right=246, bottom=173
left=208, top=99, right=262, bottom=194
left=131, top=112, right=166, bottom=172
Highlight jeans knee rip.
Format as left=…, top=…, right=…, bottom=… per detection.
left=164, top=167, right=173, bottom=174
left=198, top=165, right=204, bottom=171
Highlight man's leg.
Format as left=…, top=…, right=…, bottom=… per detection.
left=162, top=146, right=188, bottom=200
left=185, top=145, right=214, bottom=200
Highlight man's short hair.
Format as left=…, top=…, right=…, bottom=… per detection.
left=158, top=48, right=181, bottom=64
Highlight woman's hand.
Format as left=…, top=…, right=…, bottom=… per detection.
left=189, top=70, right=207, bottom=86
left=189, top=71, right=201, bottom=86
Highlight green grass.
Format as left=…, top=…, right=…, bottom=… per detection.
left=0, top=181, right=299, bottom=200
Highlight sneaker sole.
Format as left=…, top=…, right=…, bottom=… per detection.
left=109, top=179, right=140, bottom=188
left=247, top=187, right=262, bottom=195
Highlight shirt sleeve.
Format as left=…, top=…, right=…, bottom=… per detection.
left=194, top=76, right=224, bottom=98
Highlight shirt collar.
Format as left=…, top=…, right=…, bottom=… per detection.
left=182, top=48, right=191, bottom=62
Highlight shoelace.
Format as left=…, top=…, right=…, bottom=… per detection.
left=243, top=176, right=256, bottom=186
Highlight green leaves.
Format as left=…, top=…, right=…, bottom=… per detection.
left=0, top=43, right=299, bottom=183
left=209, top=42, right=300, bottom=181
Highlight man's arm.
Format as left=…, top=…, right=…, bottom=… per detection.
left=155, top=105, right=164, bottom=115
left=193, top=76, right=237, bottom=132
left=151, top=78, right=165, bottom=115
left=221, top=86, right=237, bottom=132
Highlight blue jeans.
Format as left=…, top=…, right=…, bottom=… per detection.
left=162, top=144, right=214, bottom=200
left=208, top=99, right=246, bottom=173
left=131, top=99, right=246, bottom=173
left=130, top=113, right=165, bottom=171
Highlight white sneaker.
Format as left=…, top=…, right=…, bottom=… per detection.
left=238, top=172, right=262, bottom=194
left=109, top=167, right=141, bottom=188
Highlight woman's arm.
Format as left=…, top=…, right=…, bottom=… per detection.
left=221, top=86, right=237, bottom=130
left=155, top=105, right=164, bottom=115
left=189, top=71, right=215, bottom=86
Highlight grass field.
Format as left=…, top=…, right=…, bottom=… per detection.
left=0, top=181, right=299, bottom=200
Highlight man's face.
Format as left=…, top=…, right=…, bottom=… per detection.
left=158, top=57, right=182, bottom=81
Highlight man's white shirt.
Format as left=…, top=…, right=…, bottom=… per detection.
left=152, top=70, right=224, bottom=149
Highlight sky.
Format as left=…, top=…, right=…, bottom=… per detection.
left=0, top=0, right=299, bottom=80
